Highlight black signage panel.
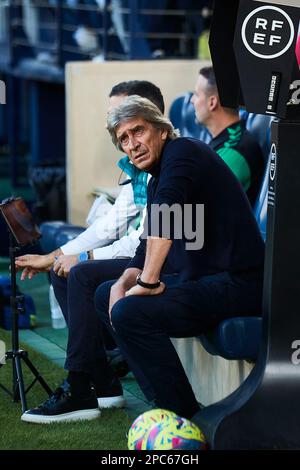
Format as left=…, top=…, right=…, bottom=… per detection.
left=233, top=0, right=300, bottom=118
left=209, top=0, right=242, bottom=108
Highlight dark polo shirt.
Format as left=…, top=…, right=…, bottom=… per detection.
left=128, top=137, right=265, bottom=282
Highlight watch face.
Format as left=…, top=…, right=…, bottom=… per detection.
left=79, top=252, right=88, bottom=262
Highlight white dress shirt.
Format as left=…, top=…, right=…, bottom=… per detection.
left=60, top=183, right=143, bottom=259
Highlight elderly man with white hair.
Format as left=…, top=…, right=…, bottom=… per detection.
left=95, top=95, right=265, bottom=420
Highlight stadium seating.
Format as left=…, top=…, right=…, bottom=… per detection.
left=39, top=221, right=84, bottom=254
left=169, top=92, right=210, bottom=141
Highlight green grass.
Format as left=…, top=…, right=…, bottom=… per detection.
left=0, top=329, right=131, bottom=450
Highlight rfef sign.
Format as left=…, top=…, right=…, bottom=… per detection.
left=209, top=0, right=300, bottom=119
left=241, top=5, right=295, bottom=59
left=234, top=0, right=300, bottom=118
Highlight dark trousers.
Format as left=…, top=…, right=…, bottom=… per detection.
left=50, top=259, right=130, bottom=375
left=95, top=271, right=263, bottom=419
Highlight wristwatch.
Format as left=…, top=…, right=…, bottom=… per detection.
left=136, top=273, right=161, bottom=289
left=77, top=251, right=89, bottom=263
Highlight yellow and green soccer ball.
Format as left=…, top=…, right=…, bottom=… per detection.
left=128, top=409, right=206, bottom=450
left=128, top=409, right=177, bottom=451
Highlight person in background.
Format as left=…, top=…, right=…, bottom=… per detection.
left=191, top=65, right=265, bottom=206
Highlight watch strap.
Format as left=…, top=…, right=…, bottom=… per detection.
left=136, top=273, right=161, bottom=289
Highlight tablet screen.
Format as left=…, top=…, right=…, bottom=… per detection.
left=0, top=197, right=41, bottom=247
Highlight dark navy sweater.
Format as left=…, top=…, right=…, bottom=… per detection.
left=128, top=137, right=265, bottom=281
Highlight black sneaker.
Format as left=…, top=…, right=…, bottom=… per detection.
left=95, top=376, right=126, bottom=409
left=21, top=384, right=101, bottom=424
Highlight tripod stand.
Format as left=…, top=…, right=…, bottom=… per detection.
left=0, top=233, right=52, bottom=413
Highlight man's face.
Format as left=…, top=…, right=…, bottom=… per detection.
left=108, top=94, right=127, bottom=114
left=116, top=117, right=168, bottom=171
left=191, top=74, right=211, bottom=126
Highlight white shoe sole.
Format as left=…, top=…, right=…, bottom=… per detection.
left=21, top=408, right=101, bottom=424
left=97, top=395, right=126, bottom=409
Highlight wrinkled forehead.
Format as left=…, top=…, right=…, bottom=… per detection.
left=115, top=117, right=150, bottom=138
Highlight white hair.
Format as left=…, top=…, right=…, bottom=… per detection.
left=107, top=95, right=179, bottom=150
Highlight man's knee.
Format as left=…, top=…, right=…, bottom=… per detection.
left=111, top=296, right=144, bottom=334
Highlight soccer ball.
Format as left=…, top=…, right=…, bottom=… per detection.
left=142, top=415, right=206, bottom=450
left=127, top=409, right=177, bottom=450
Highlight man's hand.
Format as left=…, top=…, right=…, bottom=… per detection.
left=109, top=282, right=127, bottom=322
left=53, top=255, right=78, bottom=278
left=108, top=268, right=142, bottom=325
left=19, top=267, right=40, bottom=281
left=125, top=282, right=165, bottom=297
left=15, top=248, right=63, bottom=280
left=15, top=254, right=54, bottom=280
